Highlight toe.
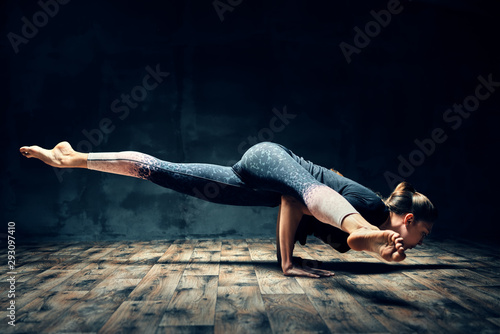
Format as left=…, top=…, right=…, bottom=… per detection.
left=20, top=147, right=30, bottom=157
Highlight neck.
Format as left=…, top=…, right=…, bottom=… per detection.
left=379, top=211, right=393, bottom=230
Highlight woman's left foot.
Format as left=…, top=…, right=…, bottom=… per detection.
left=19, top=141, right=87, bottom=168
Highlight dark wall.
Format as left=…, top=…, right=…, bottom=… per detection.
left=2, top=0, right=499, bottom=242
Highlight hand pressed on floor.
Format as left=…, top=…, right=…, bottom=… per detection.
left=282, top=257, right=334, bottom=278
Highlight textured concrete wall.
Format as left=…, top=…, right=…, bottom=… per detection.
left=2, top=0, right=499, bottom=242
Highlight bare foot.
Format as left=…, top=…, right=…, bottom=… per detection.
left=19, top=142, right=87, bottom=168
left=347, top=228, right=406, bottom=262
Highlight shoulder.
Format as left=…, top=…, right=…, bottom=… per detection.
left=323, top=169, right=381, bottom=202
left=323, top=170, right=389, bottom=225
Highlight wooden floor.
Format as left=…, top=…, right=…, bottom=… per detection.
left=1, top=236, right=499, bottom=333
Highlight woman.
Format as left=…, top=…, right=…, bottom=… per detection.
left=19, top=141, right=436, bottom=278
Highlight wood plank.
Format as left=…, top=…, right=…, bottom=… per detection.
left=49, top=271, right=105, bottom=292
left=3, top=268, right=45, bottom=283
left=300, top=238, right=376, bottom=263
left=192, top=240, right=222, bottom=251
left=220, top=239, right=252, bottom=263
left=254, top=265, right=304, bottom=295
left=349, top=272, right=499, bottom=333
left=487, top=317, right=500, bottom=327
left=215, top=286, right=272, bottom=334
left=367, top=289, right=499, bottom=333
left=436, top=237, right=500, bottom=258
left=340, top=275, right=445, bottom=333
left=218, top=264, right=258, bottom=287
left=221, top=239, right=248, bottom=250
left=15, top=269, right=79, bottom=309
left=128, top=264, right=184, bottom=301
left=160, top=275, right=218, bottom=326
left=297, top=277, right=387, bottom=333
left=48, top=258, right=121, bottom=292
left=296, top=240, right=344, bottom=270
left=79, top=247, right=116, bottom=262
left=220, top=248, right=252, bottom=263
left=48, top=256, right=97, bottom=270
left=247, top=239, right=276, bottom=262
left=3, top=237, right=498, bottom=333
left=127, top=240, right=171, bottom=264
left=78, top=262, right=122, bottom=277
left=128, top=251, right=165, bottom=265
left=43, top=278, right=142, bottom=333
left=404, top=269, right=500, bottom=318
left=99, top=242, right=146, bottom=264
left=183, top=250, right=220, bottom=276
left=15, top=255, right=74, bottom=272
left=262, top=294, right=330, bottom=333
left=158, top=242, right=195, bottom=263
left=156, top=326, right=213, bottom=333
left=473, top=264, right=500, bottom=280
left=9, top=291, right=88, bottom=333
left=290, top=243, right=310, bottom=260
left=98, top=300, right=169, bottom=333
left=346, top=272, right=428, bottom=291
left=105, top=265, right=153, bottom=280
left=430, top=267, right=499, bottom=287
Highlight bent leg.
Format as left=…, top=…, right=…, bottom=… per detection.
left=234, top=142, right=406, bottom=261
left=233, top=142, right=358, bottom=229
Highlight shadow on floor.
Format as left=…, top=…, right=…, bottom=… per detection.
left=320, top=261, right=462, bottom=275
left=157, top=259, right=462, bottom=275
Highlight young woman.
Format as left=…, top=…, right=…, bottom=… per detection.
left=19, top=141, right=436, bottom=278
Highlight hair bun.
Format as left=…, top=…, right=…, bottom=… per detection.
left=395, top=181, right=416, bottom=194
left=385, top=181, right=436, bottom=222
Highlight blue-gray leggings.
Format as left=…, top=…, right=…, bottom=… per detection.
left=88, top=142, right=323, bottom=207
left=87, top=141, right=358, bottom=227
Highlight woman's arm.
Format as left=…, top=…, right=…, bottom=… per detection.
left=276, top=195, right=334, bottom=278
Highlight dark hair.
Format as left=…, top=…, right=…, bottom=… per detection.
left=384, top=181, right=437, bottom=223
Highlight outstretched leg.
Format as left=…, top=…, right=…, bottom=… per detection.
left=20, top=142, right=281, bottom=207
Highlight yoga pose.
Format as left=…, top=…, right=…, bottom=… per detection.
left=20, top=141, right=436, bottom=278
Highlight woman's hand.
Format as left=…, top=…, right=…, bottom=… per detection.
left=282, top=261, right=334, bottom=278
left=277, top=195, right=334, bottom=278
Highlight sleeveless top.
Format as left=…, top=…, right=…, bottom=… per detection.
left=287, top=148, right=390, bottom=252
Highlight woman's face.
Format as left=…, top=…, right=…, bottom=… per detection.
left=399, top=215, right=432, bottom=250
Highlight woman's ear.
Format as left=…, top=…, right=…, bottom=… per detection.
left=403, top=213, right=414, bottom=225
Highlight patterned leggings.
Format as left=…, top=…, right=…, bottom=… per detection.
left=87, top=142, right=358, bottom=228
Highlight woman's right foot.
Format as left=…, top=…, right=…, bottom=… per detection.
left=19, top=142, right=87, bottom=168
left=347, top=228, right=406, bottom=262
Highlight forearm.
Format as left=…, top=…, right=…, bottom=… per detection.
left=276, top=204, right=282, bottom=265
left=278, top=197, right=304, bottom=271
left=276, top=196, right=335, bottom=278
